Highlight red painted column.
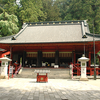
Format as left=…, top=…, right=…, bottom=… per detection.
left=88, top=52, right=91, bottom=67
left=10, top=46, right=12, bottom=65
left=8, top=65, right=10, bottom=80
left=14, top=62, right=19, bottom=72
left=0, top=51, right=2, bottom=58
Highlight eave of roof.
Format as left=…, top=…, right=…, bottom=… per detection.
left=86, top=32, right=100, bottom=38
left=0, top=20, right=100, bottom=44
left=0, top=34, right=15, bottom=41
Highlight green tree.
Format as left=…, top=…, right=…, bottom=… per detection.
left=0, top=7, right=3, bottom=14
left=55, top=0, right=70, bottom=20
left=19, top=0, right=47, bottom=23
left=42, top=0, right=61, bottom=21
left=0, top=0, right=22, bottom=29
left=0, top=12, right=19, bottom=37
left=0, top=0, right=18, bottom=15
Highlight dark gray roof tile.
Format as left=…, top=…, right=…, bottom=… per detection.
left=0, top=20, right=100, bottom=44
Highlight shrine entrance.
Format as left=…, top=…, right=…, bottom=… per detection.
left=59, top=52, right=72, bottom=68
left=22, top=51, right=73, bottom=68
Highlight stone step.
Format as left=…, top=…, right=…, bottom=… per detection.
left=14, top=68, right=70, bottom=79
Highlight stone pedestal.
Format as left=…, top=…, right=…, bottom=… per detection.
left=78, top=54, right=89, bottom=81
left=0, top=66, right=7, bottom=79
left=0, top=55, right=12, bottom=79
left=79, top=63, right=88, bottom=81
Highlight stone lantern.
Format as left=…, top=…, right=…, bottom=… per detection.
left=0, top=55, right=12, bottom=79
left=78, top=54, right=89, bottom=81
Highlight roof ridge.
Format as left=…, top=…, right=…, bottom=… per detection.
left=26, top=20, right=85, bottom=23
left=12, top=24, right=28, bottom=40
left=25, top=20, right=87, bottom=26
left=86, top=32, right=100, bottom=38
left=81, top=22, right=87, bottom=38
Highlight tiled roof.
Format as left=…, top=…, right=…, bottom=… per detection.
left=0, top=35, right=15, bottom=41
left=0, top=20, right=100, bottom=44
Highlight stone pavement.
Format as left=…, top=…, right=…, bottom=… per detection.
left=0, top=78, right=100, bottom=100
left=83, top=79, right=100, bottom=88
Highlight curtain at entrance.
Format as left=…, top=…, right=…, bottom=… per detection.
left=59, top=52, right=72, bottom=57
left=27, top=52, right=37, bottom=57
left=43, top=52, right=55, bottom=58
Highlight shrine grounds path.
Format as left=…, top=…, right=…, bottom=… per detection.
left=0, top=78, right=100, bottom=100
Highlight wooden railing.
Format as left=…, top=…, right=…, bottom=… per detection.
left=73, top=66, right=100, bottom=76
left=12, top=64, right=22, bottom=78
left=8, top=64, right=22, bottom=78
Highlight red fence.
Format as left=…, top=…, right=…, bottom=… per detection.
left=8, top=64, right=22, bottom=79
left=73, top=67, right=100, bottom=76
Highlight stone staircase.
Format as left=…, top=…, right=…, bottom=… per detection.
left=14, top=68, right=70, bottom=79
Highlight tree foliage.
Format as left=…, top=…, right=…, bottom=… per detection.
left=42, top=0, right=61, bottom=21
left=55, top=0, right=70, bottom=19
left=19, top=0, right=47, bottom=22
left=0, top=12, right=19, bottom=37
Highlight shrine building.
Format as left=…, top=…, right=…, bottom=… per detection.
left=0, top=20, right=100, bottom=68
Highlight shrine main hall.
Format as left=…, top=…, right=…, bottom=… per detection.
left=0, top=20, right=100, bottom=68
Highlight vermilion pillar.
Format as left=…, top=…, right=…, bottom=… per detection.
left=10, top=46, right=12, bottom=65
left=0, top=51, right=2, bottom=58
